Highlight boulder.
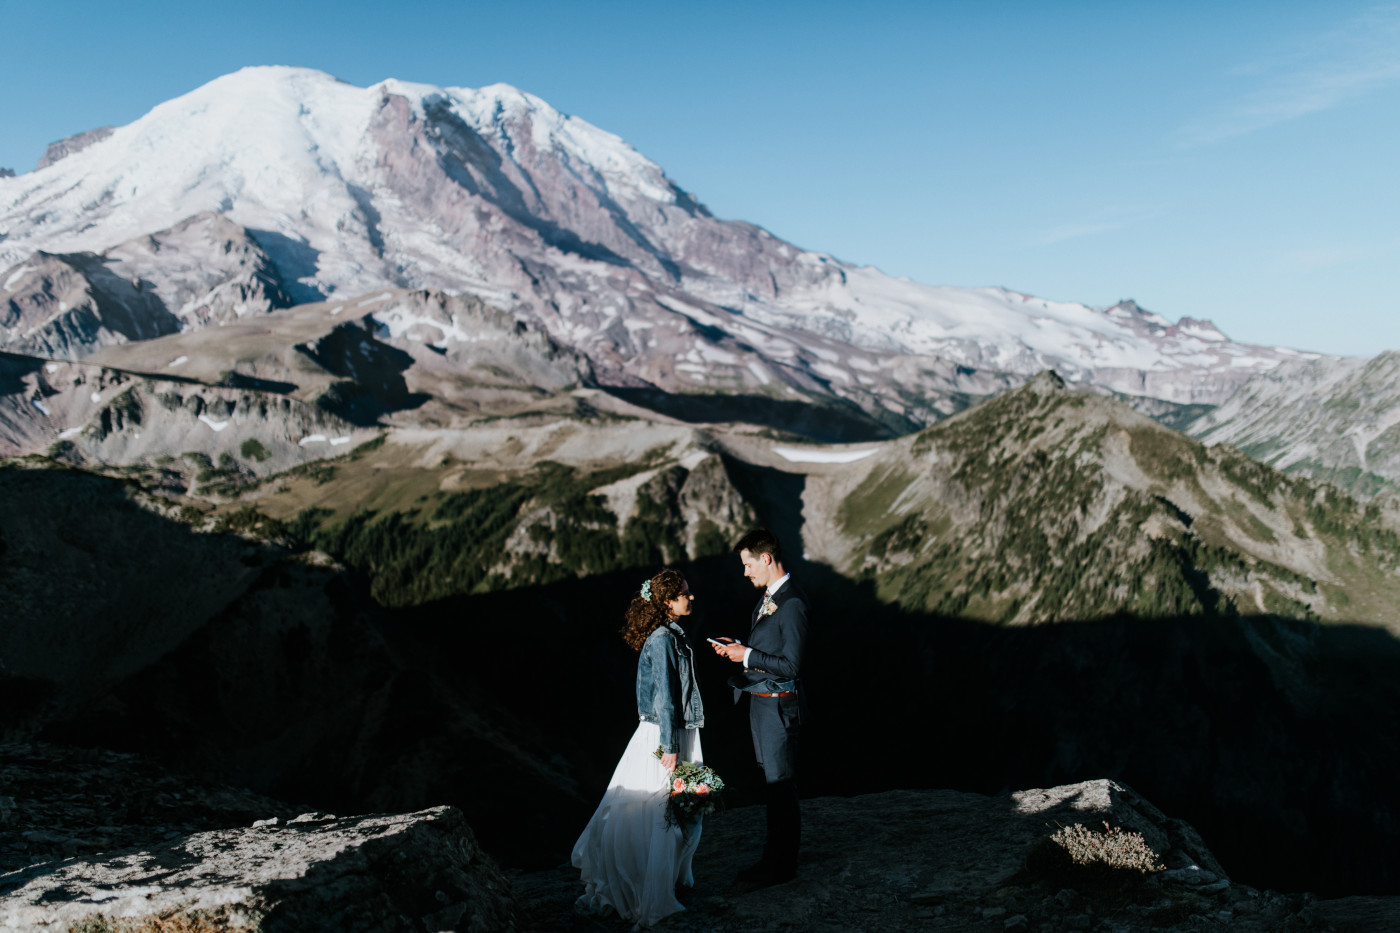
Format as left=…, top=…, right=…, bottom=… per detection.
left=0, top=806, right=518, bottom=932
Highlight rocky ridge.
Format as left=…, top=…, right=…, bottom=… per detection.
left=0, top=287, right=598, bottom=471
left=791, top=371, right=1400, bottom=628
left=0, top=251, right=179, bottom=359
left=34, top=127, right=115, bottom=171
left=1186, top=351, right=1400, bottom=500
left=0, top=213, right=298, bottom=361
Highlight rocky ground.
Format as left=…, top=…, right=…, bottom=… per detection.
left=0, top=743, right=300, bottom=875
left=0, top=743, right=516, bottom=932
left=513, top=780, right=1389, bottom=933
left=2, top=742, right=1397, bottom=932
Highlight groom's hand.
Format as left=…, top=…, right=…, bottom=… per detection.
left=713, top=638, right=747, bottom=663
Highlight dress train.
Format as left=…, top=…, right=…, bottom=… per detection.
left=571, top=720, right=704, bottom=928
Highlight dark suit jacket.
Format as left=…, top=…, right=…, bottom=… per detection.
left=729, top=578, right=809, bottom=702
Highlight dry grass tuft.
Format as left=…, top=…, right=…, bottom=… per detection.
left=67, top=909, right=259, bottom=933
left=1025, top=820, right=1165, bottom=890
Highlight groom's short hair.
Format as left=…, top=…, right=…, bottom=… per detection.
left=734, top=528, right=782, bottom=565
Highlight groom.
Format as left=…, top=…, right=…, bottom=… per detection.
left=712, top=528, right=808, bottom=885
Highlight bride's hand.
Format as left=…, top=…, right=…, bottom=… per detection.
left=661, top=752, right=679, bottom=771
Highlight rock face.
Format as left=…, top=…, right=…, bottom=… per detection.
left=0, top=351, right=372, bottom=473
left=0, top=214, right=303, bottom=361
left=0, top=251, right=180, bottom=359
left=516, top=778, right=1350, bottom=932
left=0, top=286, right=597, bottom=466
left=0, top=806, right=519, bottom=932
left=100, top=211, right=299, bottom=325
left=35, top=127, right=115, bottom=171
left=1187, top=351, right=1400, bottom=500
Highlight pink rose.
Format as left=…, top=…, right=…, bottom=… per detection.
left=695, top=783, right=711, bottom=795
left=673, top=777, right=686, bottom=793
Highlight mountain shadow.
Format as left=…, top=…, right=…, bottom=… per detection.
left=4, top=460, right=1400, bottom=894
left=245, top=229, right=325, bottom=305
left=605, top=386, right=912, bottom=442
left=295, top=321, right=430, bottom=425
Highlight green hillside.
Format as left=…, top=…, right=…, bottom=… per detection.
left=837, top=372, right=1400, bottom=627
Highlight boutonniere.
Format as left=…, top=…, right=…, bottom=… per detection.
left=759, top=596, right=778, bottom=618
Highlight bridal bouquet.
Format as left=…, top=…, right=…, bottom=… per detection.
left=654, top=747, right=725, bottom=828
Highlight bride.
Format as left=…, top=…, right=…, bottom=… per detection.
left=572, top=568, right=706, bottom=928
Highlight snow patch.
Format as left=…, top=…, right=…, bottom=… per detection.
left=58, top=426, right=83, bottom=439
left=168, top=356, right=188, bottom=368
left=697, top=344, right=738, bottom=365
left=4, top=265, right=35, bottom=290
left=811, top=360, right=852, bottom=384
left=44, top=363, right=58, bottom=374
left=31, top=399, right=50, bottom=415
left=198, top=414, right=230, bottom=432
left=679, top=449, right=710, bottom=470
left=371, top=306, right=483, bottom=346
left=329, top=436, right=351, bottom=445
left=90, top=392, right=102, bottom=403
left=1180, top=324, right=1226, bottom=342
left=298, top=434, right=327, bottom=445
left=773, top=446, right=878, bottom=464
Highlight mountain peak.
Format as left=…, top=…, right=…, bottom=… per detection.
left=1026, top=370, right=1068, bottom=395
left=1, top=68, right=1317, bottom=414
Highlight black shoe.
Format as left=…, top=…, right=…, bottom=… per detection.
left=769, top=864, right=797, bottom=884
left=735, top=861, right=770, bottom=884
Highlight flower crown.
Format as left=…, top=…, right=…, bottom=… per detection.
left=641, top=580, right=652, bottom=601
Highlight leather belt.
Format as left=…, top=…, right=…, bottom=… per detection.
left=751, top=691, right=794, bottom=697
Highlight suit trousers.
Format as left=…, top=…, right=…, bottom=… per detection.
left=746, top=692, right=801, bottom=870
left=748, top=690, right=800, bottom=783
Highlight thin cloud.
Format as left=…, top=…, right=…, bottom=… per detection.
left=1283, top=238, right=1399, bottom=272
left=1285, top=246, right=1366, bottom=272
left=1033, top=222, right=1124, bottom=247
left=1180, top=5, right=1400, bottom=147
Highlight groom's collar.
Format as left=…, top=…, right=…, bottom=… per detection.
left=765, top=573, right=791, bottom=597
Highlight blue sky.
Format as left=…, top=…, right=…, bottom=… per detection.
left=2, top=1, right=1398, bottom=356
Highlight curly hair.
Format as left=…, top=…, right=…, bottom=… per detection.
left=621, top=568, right=687, bottom=652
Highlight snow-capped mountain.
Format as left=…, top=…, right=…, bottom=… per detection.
left=0, top=66, right=1316, bottom=420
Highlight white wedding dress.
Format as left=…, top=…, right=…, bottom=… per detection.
left=571, top=719, right=705, bottom=929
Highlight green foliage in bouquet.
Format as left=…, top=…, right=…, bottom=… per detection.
left=654, top=747, right=725, bottom=829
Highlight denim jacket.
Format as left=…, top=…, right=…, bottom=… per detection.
left=636, top=622, right=705, bottom=753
